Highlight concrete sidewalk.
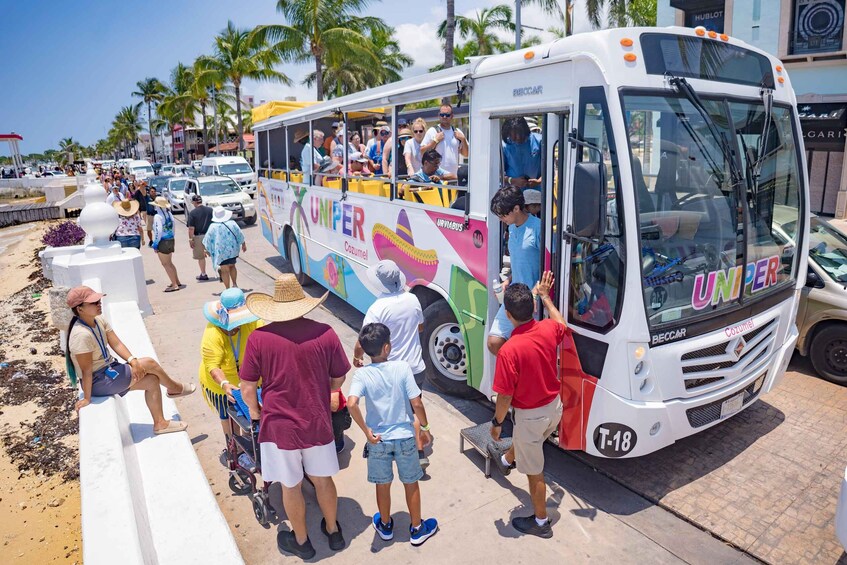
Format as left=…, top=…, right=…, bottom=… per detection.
left=136, top=221, right=752, bottom=564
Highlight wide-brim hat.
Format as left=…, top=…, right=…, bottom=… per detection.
left=294, top=129, right=309, bottom=143
left=246, top=274, right=328, bottom=322
left=318, top=156, right=337, bottom=173
left=211, top=206, right=232, bottom=223
left=152, top=196, right=170, bottom=208
left=204, top=288, right=260, bottom=331
left=113, top=199, right=140, bottom=217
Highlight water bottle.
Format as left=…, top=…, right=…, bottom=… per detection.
left=493, top=279, right=505, bottom=304
left=237, top=453, right=256, bottom=473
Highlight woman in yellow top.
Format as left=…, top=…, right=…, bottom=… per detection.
left=199, top=287, right=262, bottom=438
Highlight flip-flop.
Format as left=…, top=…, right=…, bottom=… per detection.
left=164, top=286, right=179, bottom=293
left=154, top=420, right=188, bottom=435
left=167, top=382, right=196, bottom=398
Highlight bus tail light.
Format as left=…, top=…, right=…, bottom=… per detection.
left=624, top=53, right=637, bottom=62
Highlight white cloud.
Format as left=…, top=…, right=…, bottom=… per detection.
left=395, top=22, right=445, bottom=72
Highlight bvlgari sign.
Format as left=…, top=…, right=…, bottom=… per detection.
left=799, top=103, right=847, bottom=150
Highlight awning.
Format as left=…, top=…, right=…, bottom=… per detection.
left=669, top=0, right=724, bottom=10
left=799, top=103, right=847, bottom=151
left=252, top=101, right=318, bottom=124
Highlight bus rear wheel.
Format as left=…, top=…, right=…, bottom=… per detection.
left=285, top=232, right=310, bottom=286
left=422, top=301, right=475, bottom=398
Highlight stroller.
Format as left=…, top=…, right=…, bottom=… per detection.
left=225, top=389, right=277, bottom=526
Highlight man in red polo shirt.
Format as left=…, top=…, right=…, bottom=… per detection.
left=488, top=271, right=565, bottom=538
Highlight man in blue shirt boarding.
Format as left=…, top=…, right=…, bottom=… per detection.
left=501, top=117, right=542, bottom=190
left=488, top=186, right=541, bottom=355
left=347, top=323, right=439, bottom=546
left=410, top=149, right=457, bottom=185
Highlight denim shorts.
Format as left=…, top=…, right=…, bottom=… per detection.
left=116, top=235, right=141, bottom=249
left=367, top=436, right=423, bottom=485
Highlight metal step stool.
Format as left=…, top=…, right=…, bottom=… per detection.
left=459, top=421, right=513, bottom=477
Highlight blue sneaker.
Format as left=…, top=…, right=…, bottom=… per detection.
left=410, top=518, right=438, bottom=546
left=372, top=512, right=394, bottom=541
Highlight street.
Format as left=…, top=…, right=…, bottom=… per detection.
left=131, top=212, right=847, bottom=564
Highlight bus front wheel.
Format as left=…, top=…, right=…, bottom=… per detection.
left=286, top=232, right=310, bottom=286
left=422, top=301, right=475, bottom=398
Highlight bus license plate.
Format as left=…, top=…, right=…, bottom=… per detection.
left=720, top=393, right=744, bottom=418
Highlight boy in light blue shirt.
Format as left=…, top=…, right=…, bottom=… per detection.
left=347, top=323, right=439, bottom=546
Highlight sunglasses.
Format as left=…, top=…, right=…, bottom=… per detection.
left=379, top=131, right=390, bottom=136
left=86, top=300, right=102, bottom=307
left=413, top=129, right=424, bottom=133
left=439, top=113, right=452, bottom=118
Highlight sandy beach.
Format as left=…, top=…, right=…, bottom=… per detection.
left=0, top=221, right=81, bottom=563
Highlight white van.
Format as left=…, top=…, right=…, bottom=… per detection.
left=127, top=159, right=154, bottom=180
left=200, top=156, right=256, bottom=196
left=182, top=175, right=256, bottom=224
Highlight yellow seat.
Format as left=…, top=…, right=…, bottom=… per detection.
left=441, top=188, right=456, bottom=208
left=290, top=172, right=303, bottom=183
left=324, top=179, right=342, bottom=190
left=382, top=183, right=392, bottom=198
left=361, top=180, right=386, bottom=197
left=415, top=189, right=443, bottom=207
left=348, top=178, right=364, bottom=193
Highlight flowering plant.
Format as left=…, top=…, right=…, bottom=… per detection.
left=42, top=221, right=86, bottom=247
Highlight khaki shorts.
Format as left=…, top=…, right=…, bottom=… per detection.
left=157, top=238, right=175, bottom=255
left=192, top=235, right=206, bottom=260
left=513, top=396, right=562, bottom=476
left=145, top=214, right=154, bottom=231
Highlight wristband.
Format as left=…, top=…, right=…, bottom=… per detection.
left=127, top=356, right=137, bottom=364
left=220, top=380, right=230, bottom=388
left=420, top=423, right=431, bottom=432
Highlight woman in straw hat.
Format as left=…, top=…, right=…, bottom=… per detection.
left=198, top=288, right=262, bottom=439
left=203, top=206, right=247, bottom=291
left=65, top=285, right=195, bottom=434
left=239, top=275, right=348, bottom=558
left=113, top=199, right=145, bottom=249
left=151, top=196, right=184, bottom=292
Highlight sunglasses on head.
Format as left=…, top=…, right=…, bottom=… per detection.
left=439, top=113, right=452, bottom=118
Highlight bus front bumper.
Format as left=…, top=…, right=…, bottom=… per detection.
left=581, top=325, right=798, bottom=459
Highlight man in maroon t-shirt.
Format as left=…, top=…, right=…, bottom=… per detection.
left=241, top=275, right=351, bottom=560
left=489, top=271, right=565, bottom=539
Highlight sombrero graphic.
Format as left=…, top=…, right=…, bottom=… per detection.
left=372, top=209, right=439, bottom=283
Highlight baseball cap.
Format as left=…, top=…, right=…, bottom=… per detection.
left=349, top=152, right=368, bottom=163
left=66, top=286, right=105, bottom=309
left=379, top=125, right=391, bottom=133
left=523, top=189, right=542, bottom=205
left=367, top=260, right=407, bottom=295
left=191, top=194, right=202, bottom=202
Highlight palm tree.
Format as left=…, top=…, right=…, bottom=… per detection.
left=585, top=0, right=656, bottom=29
left=57, top=138, right=81, bottom=166
left=303, top=27, right=412, bottom=98
left=444, top=0, right=455, bottom=69
left=112, top=106, right=143, bottom=158
left=132, top=77, right=167, bottom=163
left=254, top=0, right=384, bottom=101
left=200, top=21, right=290, bottom=154
left=158, top=63, right=200, bottom=162
left=438, top=5, right=515, bottom=56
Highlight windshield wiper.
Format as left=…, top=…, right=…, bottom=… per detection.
left=667, top=75, right=744, bottom=190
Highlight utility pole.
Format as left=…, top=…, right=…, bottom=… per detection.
left=515, top=0, right=522, bottom=50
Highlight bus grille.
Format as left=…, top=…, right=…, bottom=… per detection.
left=685, top=374, right=766, bottom=428
left=680, top=319, right=777, bottom=392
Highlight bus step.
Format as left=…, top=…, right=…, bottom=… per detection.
left=459, top=422, right=513, bottom=478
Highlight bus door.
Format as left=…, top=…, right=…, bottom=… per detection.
left=559, top=87, right=626, bottom=451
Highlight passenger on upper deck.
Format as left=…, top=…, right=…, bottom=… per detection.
left=299, top=129, right=324, bottom=184
left=501, top=117, right=542, bottom=190
left=348, top=152, right=372, bottom=176
left=421, top=104, right=468, bottom=176
left=367, top=126, right=391, bottom=175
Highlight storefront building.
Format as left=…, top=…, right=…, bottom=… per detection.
left=659, top=0, right=847, bottom=216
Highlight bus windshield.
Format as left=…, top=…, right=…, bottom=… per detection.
left=623, top=93, right=802, bottom=328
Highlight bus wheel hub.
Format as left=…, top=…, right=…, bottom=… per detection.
left=431, top=323, right=467, bottom=380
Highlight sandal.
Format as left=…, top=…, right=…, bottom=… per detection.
left=154, top=420, right=189, bottom=435
left=164, top=286, right=179, bottom=293
left=167, top=382, right=196, bottom=398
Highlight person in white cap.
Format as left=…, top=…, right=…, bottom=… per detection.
left=353, top=260, right=431, bottom=470
left=347, top=152, right=372, bottom=176
left=203, top=206, right=247, bottom=291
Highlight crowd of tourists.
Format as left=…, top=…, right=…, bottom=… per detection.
left=66, top=121, right=564, bottom=556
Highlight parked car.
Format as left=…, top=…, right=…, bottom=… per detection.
left=164, top=176, right=191, bottom=213
left=775, top=208, right=847, bottom=385
left=182, top=175, right=256, bottom=224
left=191, top=159, right=203, bottom=170
left=159, top=164, right=176, bottom=176
left=200, top=156, right=257, bottom=196
left=147, top=175, right=170, bottom=193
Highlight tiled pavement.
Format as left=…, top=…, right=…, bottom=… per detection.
left=575, top=355, right=847, bottom=564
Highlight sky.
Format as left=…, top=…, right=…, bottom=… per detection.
left=0, top=0, right=598, bottom=156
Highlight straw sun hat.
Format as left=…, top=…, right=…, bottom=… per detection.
left=151, top=196, right=170, bottom=209
left=113, top=199, right=140, bottom=217
left=246, top=274, right=328, bottom=322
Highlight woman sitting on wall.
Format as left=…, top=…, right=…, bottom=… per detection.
left=66, top=286, right=195, bottom=434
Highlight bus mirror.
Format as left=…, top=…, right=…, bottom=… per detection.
left=573, top=162, right=606, bottom=239
left=805, top=269, right=824, bottom=289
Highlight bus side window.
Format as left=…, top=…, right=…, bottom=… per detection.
left=568, top=95, right=625, bottom=332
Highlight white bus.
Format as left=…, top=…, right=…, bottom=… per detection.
left=252, top=26, right=808, bottom=458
